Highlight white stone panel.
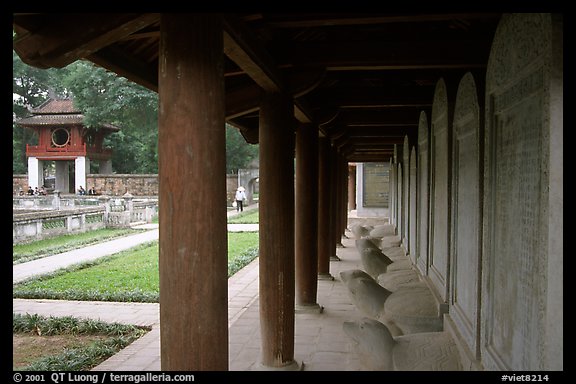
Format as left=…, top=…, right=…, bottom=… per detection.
left=429, top=78, right=452, bottom=302
left=402, top=136, right=410, bottom=253
left=409, top=146, right=417, bottom=265
left=448, top=72, right=482, bottom=361
left=482, top=13, right=563, bottom=371
left=416, top=112, right=430, bottom=275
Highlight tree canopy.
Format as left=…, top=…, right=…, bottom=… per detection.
left=13, top=52, right=258, bottom=175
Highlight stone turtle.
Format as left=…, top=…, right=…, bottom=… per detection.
left=343, top=317, right=462, bottom=371
left=340, top=269, right=392, bottom=320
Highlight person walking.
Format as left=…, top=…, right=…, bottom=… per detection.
left=235, top=186, right=246, bottom=212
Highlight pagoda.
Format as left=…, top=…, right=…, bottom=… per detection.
left=16, top=98, right=119, bottom=194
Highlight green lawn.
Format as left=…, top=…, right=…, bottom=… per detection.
left=228, top=209, right=259, bottom=224
left=13, top=232, right=259, bottom=303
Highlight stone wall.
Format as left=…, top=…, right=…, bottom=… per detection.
left=13, top=174, right=159, bottom=196
left=14, top=174, right=244, bottom=201
left=13, top=175, right=28, bottom=195
left=87, top=174, right=159, bottom=196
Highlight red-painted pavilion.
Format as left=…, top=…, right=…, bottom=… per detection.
left=17, top=98, right=119, bottom=194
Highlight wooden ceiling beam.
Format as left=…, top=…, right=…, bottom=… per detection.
left=225, top=69, right=321, bottom=121
left=262, top=13, right=500, bottom=28
left=223, top=16, right=323, bottom=124
left=271, top=40, right=491, bottom=70
left=340, top=108, right=421, bottom=126
left=346, top=153, right=394, bottom=162
left=341, top=144, right=395, bottom=161
left=293, top=98, right=314, bottom=124
left=309, top=87, right=433, bottom=109
left=13, top=13, right=160, bottom=69
left=223, top=15, right=284, bottom=92
left=225, top=84, right=262, bottom=119
left=88, top=46, right=159, bottom=92
left=334, top=134, right=405, bottom=150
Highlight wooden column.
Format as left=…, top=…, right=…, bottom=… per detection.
left=329, top=145, right=341, bottom=259
left=348, top=164, right=356, bottom=211
left=258, top=91, right=298, bottom=369
left=317, top=137, right=333, bottom=279
left=158, top=14, right=228, bottom=371
left=340, top=156, right=349, bottom=240
left=295, top=123, right=321, bottom=311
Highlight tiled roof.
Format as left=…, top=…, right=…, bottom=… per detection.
left=30, top=98, right=80, bottom=114
left=18, top=114, right=84, bottom=126
left=17, top=98, right=120, bottom=131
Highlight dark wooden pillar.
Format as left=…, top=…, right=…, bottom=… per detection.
left=317, top=137, right=333, bottom=279
left=338, top=156, right=349, bottom=241
left=341, top=157, right=349, bottom=236
left=348, top=164, right=356, bottom=210
left=258, top=91, right=298, bottom=369
left=329, top=145, right=341, bottom=259
left=158, top=14, right=228, bottom=371
left=334, top=154, right=342, bottom=247
left=295, top=123, right=321, bottom=311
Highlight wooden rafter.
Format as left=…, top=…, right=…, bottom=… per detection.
left=13, top=13, right=160, bottom=69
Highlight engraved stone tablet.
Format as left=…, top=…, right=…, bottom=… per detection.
left=482, top=13, right=563, bottom=371
left=449, top=71, right=482, bottom=358
left=362, top=163, right=389, bottom=208
left=402, top=136, right=410, bottom=252
left=396, top=163, right=403, bottom=239
left=409, top=146, right=417, bottom=264
left=416, top=111, right=430, bottom=275
left=429, top=78, right=452, bottom=302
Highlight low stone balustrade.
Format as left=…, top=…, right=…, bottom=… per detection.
left=13, top=193, right=158, bottom=244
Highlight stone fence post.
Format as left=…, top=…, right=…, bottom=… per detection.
left=124, top=193, right=134, bottom=225
left=52, top=190, right=61, bottom=210
left=99, top=195, right=111, bottom=224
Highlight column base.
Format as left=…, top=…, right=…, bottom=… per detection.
left=253, top=360, right=304, bottom=371
left=330, top=255, right=341, bottom=261
left=295, top=303, right=324, bottom=314
left=318, top=273, right=335, bottom=281
left=336, top=242, right=345, bottom=248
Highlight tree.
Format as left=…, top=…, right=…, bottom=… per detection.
left=60, top=61, right=159, bottom=173
left=226, top=124, right=259, bottom=174
left=13, top=50, right=62, bottom=173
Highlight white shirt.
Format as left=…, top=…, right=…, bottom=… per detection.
left=235, top=190, right=246, bottom=201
